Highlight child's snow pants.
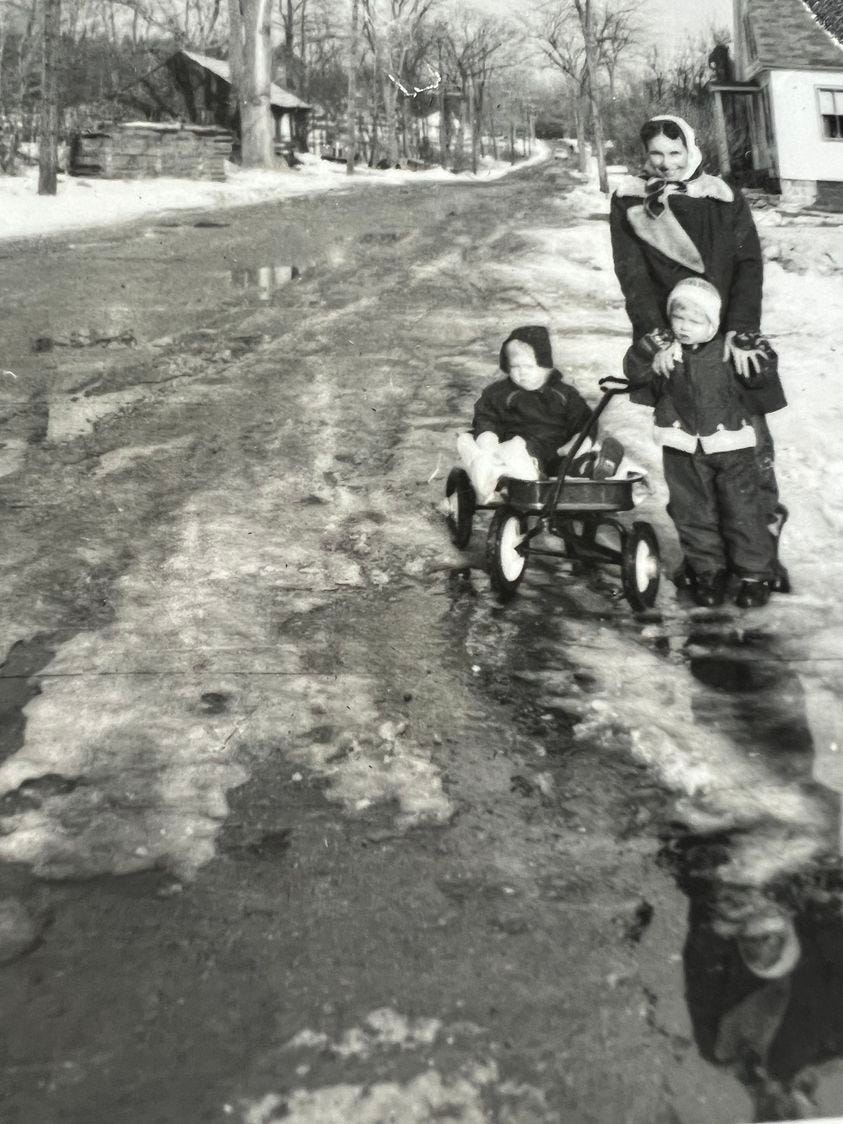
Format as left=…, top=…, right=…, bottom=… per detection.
left=662, top=446, right=776, bottom=580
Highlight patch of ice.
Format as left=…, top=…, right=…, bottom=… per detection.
left=242, top=1063, right=499, bottom=1124
left=285, top=1009, right=442, bottom=1060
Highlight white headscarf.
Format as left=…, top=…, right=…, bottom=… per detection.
left=643, top=114, right=704, bottom=182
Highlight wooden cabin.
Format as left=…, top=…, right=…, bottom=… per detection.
left=167, top=49, right=312, bottom=159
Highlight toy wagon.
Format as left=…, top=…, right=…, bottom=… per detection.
left=444, top=377, right=661, bottom=606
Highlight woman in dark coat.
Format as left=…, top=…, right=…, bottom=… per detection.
left=610, top=114, right=789, bottom=591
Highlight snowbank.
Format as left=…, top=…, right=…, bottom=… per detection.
left=0, top=143, right=550, bottom=243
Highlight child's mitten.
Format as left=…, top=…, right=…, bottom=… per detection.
left=638, top=328, right=677, bottom=359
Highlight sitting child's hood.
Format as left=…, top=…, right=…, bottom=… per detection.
left=499, top=325, right=554, bottom=373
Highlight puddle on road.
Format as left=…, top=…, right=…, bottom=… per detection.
left=0, top=634, right=58, bottom=766
left=662, top=628, right=843, bottom=1122
left=229, top=264, right=300, bottom=302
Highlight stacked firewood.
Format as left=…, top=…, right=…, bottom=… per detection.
left=69, top=123, right=233, bottom=181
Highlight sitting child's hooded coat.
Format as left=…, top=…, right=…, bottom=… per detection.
left=472, top=326, right=592, bottom=472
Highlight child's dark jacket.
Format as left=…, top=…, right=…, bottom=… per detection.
left=624, top=334, right=785, bottom=454
left=472, top=369, right=592, bottom=470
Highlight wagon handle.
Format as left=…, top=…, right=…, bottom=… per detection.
left=535, top=376, right=631, bottom=525
left=597, top=376, right=631, bottom=394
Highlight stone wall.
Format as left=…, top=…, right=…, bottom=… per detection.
left=816, top=180, right=843, bottom=212
left=69, top=123, right=233, bottom=181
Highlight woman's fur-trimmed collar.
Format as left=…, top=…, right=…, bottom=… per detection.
left=614, top=172, right=734, bottom=203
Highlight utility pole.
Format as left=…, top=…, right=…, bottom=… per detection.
left=38, top=0, right=60, bottom=196
left=345, top=0, right=359, bottom=174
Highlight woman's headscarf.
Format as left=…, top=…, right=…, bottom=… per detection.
left=642, top=115, right=704, bottom=216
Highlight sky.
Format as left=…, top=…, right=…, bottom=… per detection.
left=472, top=0, right=735, bottom=60
left=644, top=0, right=734, bottom=53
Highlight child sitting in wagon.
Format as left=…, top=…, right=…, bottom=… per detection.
left=624, top=277, right=787, bottom=609
left=457, top=325, right=627, bottom=504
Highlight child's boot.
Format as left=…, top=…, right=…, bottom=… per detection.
left=593, top=436, right=625, bottom=480
left=734, top=579, right=771, bottom=609
left=691, top=569, right=728, bottom=608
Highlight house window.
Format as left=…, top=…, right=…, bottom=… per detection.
left=819, top=88, right=843, bottom=139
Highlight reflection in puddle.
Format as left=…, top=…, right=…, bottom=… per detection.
left=664, top=629, right=843, bottom=1122
left=230, top=264, right=300, bottom=302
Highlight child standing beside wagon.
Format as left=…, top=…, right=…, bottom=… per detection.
left=624, top=277, right=787, bottom=609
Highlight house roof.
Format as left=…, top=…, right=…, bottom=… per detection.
left=804, top=0, right=843, bottom=48
left=744, top=0, right=843, bottom=69
left=179, top=49, right=311, bottom=110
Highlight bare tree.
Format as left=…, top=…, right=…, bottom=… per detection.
left=345, top=0, right=359, bottom=171
left=527, top=0, right=638, bottom=186
left=573, top=0, right=606, bottom=191
left=39, top=0, right=61, bottom=194
left=361, top=0, right=435, bottom=166
left=438, top=7, right=510, bottom=171
left=228, top=0, right=275, bottom=166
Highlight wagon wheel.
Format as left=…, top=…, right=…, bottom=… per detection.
left=486, top=507, right=529, bottom=600
left=445, top=467, right=476, bottom=549
left=621, top=522, right=661, bottom=610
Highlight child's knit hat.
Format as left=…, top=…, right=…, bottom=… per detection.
left=499, top=325, right=554, bottom=373
left=667, top=278, right=722, bottom=340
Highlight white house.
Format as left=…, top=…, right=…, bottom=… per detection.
left=712, top=0, right=843, bottom=208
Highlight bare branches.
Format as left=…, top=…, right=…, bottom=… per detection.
left=526, top=0, right=640, bottom=87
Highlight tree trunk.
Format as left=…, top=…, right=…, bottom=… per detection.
left=437, top=44, right=447, bottom=167
left=0, top=12, right=8, bottom=120
left=370, top=42, right=380, bottom=166
left=576, top=83, right=588, bottom=175
left=299, top=0, right=307, bottom=97
left=509, top=118, right=515, bottom=164
left=577, top=0, right=608, bottom=193
left=229, top=0, right=275, bottom=168
left=382, top=55, right=398, bottom=165
left=345, top=0, right=358, bottom=173
left=489, top=106, right=497, bottom=160
left=468, top=75, right=477, bottom=174
left=227, top=0, right=244, bottom=125
left=38, top=0, right=60, bottom=196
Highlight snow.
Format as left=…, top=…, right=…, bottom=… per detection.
left=0, top=143, right=551, bottom=243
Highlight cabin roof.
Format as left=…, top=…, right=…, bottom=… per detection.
left=179, top=50, right=311, bottom=110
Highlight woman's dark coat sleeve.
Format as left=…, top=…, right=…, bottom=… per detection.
left=610, top=194, right=669, bottom=338
left=724, top=192, right=763, bottom=334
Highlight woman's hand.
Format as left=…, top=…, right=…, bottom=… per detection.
left=651, top=340, right=683, bottom=377
left=724, top=330, right=765, bottom=381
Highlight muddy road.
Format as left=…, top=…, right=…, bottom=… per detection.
left=1, top=159, right=843, bottom=1124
